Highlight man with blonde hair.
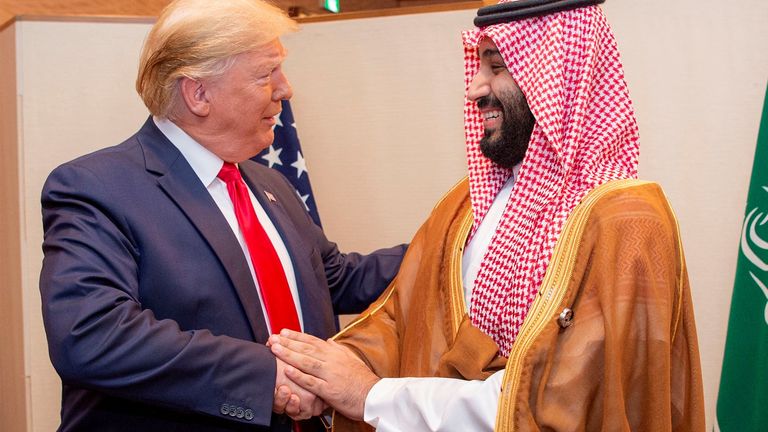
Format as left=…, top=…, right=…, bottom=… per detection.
left=270, top=1, right=705, bottom=430
left=39, top=0, right=404, bottom=430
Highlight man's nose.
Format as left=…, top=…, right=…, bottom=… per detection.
left=467, top=71, right=489, bottom=102
left=273, top=71, right=293, bottom=101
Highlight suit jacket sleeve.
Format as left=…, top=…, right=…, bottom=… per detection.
left=40, top=163, right=277, bottom=427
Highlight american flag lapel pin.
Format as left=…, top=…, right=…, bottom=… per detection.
left=264, top=191, right=277, bottom=203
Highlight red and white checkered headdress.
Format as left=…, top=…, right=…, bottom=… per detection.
left=463, top=1, right=640, bottom=356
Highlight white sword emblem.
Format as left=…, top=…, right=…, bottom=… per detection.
left=740, top=185, right=768, bottom=325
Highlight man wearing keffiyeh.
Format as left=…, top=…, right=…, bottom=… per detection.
left=270, top=1, right=705, bottom=430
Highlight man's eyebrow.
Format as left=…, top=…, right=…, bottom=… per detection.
left=480, top=48, right=502, bottom=59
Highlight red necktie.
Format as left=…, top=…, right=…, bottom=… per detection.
left=217, top=162, right=301, bottom=334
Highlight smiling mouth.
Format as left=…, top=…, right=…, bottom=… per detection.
left=482, top=109, right=503, bottom=132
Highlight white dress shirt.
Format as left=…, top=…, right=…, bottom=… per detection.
left=364, top=168, right=519, bottom=432
left=153, top=117, right=304, bottom=332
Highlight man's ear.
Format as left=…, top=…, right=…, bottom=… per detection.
left=179, top=77, right=210, bottom=117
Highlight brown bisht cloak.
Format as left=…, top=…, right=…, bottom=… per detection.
left=332, top=178, right=704, bottom=431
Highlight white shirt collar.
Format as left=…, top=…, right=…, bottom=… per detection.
left=511, top=162, right=522, bottom=185
left=153, top=116, right=225, bottom=186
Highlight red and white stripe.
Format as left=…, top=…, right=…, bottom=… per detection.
left=463, top=1, right=640, bottom=356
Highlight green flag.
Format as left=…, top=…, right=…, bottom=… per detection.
left=715, top=84, right=768, bottom=432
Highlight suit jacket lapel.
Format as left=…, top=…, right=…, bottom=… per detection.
left=137, top=118, right=270, bottom=343
left=241, top=169, right=332, bottom=336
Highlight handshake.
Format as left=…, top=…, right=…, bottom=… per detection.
left=269, top=329, right=378, bottom=421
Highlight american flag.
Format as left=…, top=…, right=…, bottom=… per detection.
left=253, top=100, right=322, bottom=227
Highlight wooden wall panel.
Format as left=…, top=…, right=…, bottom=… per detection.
left=0, top=5, right=12, bottom=25
left=1, top=0, right=170, bottom=18
left=0, top=0, right=482, bottom=29
left=0, top=0, right=170, bottom=28
left=0, top=23, right=27, bottom=432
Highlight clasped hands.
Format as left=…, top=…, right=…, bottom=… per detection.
left=269, top=329, right=380, bottom=421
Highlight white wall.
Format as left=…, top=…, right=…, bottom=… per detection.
left=11, top=2, right=768, bottom=430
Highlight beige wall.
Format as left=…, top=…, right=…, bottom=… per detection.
left=282, top=11, right=470, bottom=251
left=4, top=2, right=768, bottom=430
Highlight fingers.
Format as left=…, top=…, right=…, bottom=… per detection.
left=276, top=337, right=379, bottom=422
left=272, top=385, right=291, bottom=414
left=280, top=381, right=316, bottom=420
left=276, top=356, right=323, bottom=421
left=271, top=330, right=353, bottom=419
left=268, top=334, right=317, bottom=357
left=327, top=340, right=365, bottom=363
left=282, top=355, right=377, bottom=422
left=311, top=395, right=327, bottom=417
left=272, top=342, right=326, bottom=377
left=284, top=394, right=301, bottom=419
left=276, top=358, right=312, bottom=419
left=276, top=329, right=326, bottom=346
left=283, top=364, right=326, bottom=396
left=286, top=375, right=322, bottom=420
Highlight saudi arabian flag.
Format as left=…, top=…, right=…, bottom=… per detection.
left=715, top=83, right=768, bottom=432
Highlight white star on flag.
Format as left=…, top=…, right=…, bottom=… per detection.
left=261, top=145, right=283, bottom=168
left=299, top=194, right=310, bottom=211
left=272, top=112, right=284, bottom=131
left=253, top=100, right=322, bottom=227
left=291, top=151, right=307, bottom=178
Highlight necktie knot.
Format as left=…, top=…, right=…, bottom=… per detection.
left=217, top=162, right=242, bottom=184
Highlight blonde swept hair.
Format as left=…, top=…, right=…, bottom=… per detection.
left=136, top=0, right=298, bottom=118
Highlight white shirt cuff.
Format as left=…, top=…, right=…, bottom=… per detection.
left=363, top=369, right=505, bottom=432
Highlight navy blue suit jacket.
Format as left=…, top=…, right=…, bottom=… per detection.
left=39, top=118, right=405, bottom=431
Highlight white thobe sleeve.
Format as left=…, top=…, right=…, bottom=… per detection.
left=362, top=369, right=505, bottom=432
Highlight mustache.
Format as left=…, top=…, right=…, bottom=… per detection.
left=476, top=94, right=503, bottom=110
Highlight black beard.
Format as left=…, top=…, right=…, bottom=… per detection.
left=477, top=90, right=535, bottom=170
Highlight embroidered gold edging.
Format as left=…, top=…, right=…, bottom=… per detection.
left=660, top=187, right=686, bottom=343
left=494, top=179, right=652, bottom=431
left=331, top=283, right=397, bottom=341
left=432, top=176, right=469, bottom=211
left=449, top=208, right=474, bottom=335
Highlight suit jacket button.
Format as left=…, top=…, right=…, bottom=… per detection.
left=244, top=409, right=254, bottom=421
left=235, top=407, right=245, bottom=418
left=220, top=404, right=230, bottom=415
